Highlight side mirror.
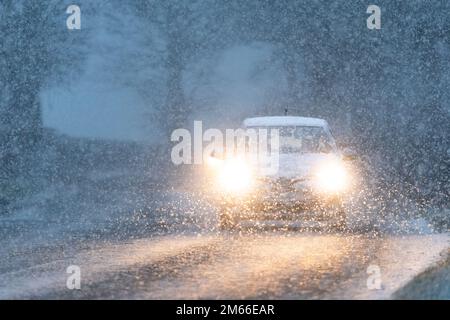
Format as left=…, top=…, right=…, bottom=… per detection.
left=209, top=150, right=225, bottom=160
left=342, top=147, right=357, bottom=161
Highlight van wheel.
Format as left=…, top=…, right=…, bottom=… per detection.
left=326, top=200, right=347, bottom=232
left=335, top=208, right=347, bottom=231
left=218, top=209, right=236, bottom=231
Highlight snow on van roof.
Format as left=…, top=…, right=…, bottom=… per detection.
left=243, top=116, right=328, bottom=127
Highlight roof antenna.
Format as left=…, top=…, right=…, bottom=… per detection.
left=284, top=107, right=288, bottom=115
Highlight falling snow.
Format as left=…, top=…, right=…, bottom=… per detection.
left=0, top=1, right=448, bottom=299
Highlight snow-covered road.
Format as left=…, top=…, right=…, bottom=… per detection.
left=0, top=232, right=448, bottom=299
left=0, top=171, right=448, bottom=299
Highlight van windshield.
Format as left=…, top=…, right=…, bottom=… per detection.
left=249, top=126, right=335, bottom=154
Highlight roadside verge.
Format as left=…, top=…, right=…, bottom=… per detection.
left=393, top=249, right=450, bottom=299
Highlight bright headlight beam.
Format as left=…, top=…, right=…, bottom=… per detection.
left=217, top=159, right=252, bottom=193
left=315, top=161, right=348, bottom=193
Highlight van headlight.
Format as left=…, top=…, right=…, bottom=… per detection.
left=315, top=161, right=348, bottom=193
left=217, top=159, right=252, bottom=193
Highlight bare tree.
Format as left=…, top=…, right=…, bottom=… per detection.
left=0, top=0, right=87, bottom=209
